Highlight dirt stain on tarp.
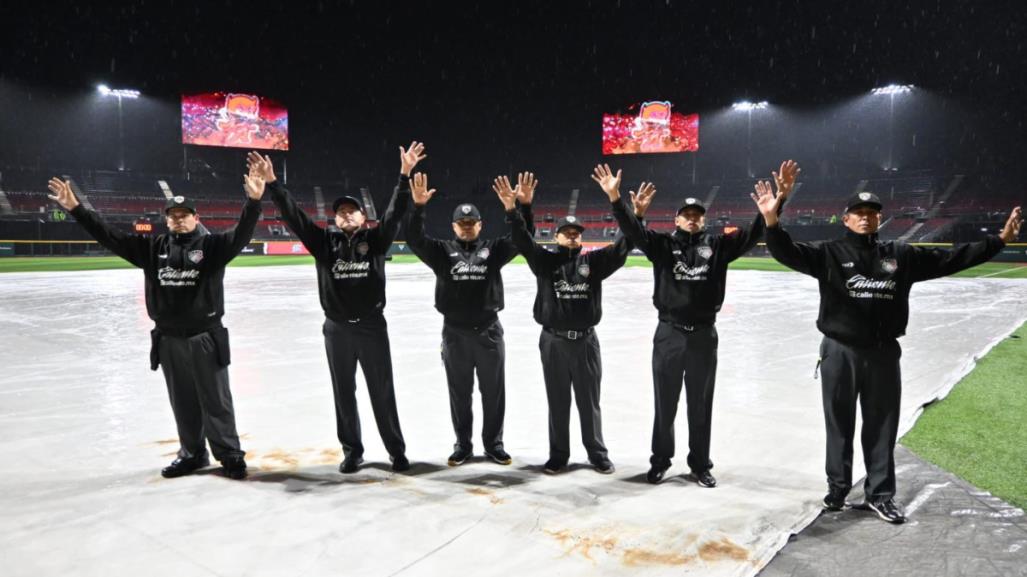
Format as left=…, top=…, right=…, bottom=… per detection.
left=152, top=439, right=178, bottom=446
left=317, top=448, right=342, bottom=464
left=622, top=548, right=694, bottom=566
left=259, top=449, right=300, bottom=469
left=466, top=487, right=503, bottom=505
left=545, top=529, right=618, bottom=561
left=698, top=538, right=749, bottom=562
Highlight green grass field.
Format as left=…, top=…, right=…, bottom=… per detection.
left=2, top=253, right=1025, bottom=277
left=902, top=322, right=1027, bottom=510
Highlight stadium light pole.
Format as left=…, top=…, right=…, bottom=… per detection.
left=871, top=84, right=913, bottom=171
left=731, top=101, right=768, bottom=177
left=97, top=85, right=141, bottom=172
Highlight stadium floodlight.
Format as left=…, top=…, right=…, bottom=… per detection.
left=730, top=101, right=770, bottom=176
left=871, top=84, right=914, bottom=95
left=870, top=85, right=914, bottom=170
left=97, top=85, right=140, bottom=99
left=731, top=100, right=769, bottom=111
left=96, top=84, right=141, bottom=171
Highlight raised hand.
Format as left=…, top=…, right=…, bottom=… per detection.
left=751, top=179, right=783, bottom=226
left=590, top=164, right=623, bottom=201
left=492, top=175, right=517, bottom=211
left=243, top=173, right=266, bottom=200
left=411, top=172, right=436, bottom=206
left=772, top=159, right=800, bottom=201
left=1000, top=206, right=1023, bottom=243
left=400, top=141, right=427, bottom=176
left=514, top=171, right=537, bottom=205
left=629, top=182, right=656, bottom=218
left=246, top=151, right=276, bottom=183
left=47, top=177, right=80, bottom=211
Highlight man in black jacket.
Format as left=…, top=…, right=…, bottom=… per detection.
left=46, top=171, right=265, bottom=480
left=405, top=171, right=535, bottom=467
left=496, top=174, right=638, bottom=475
left=594, top=161, right=798, bottom=487
left=753, top=173, right=1023, bottom=523
left=248, top=144, right=425, bottom=474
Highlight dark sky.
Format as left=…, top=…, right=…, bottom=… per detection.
left=3, top=1, right=1026, bottom=193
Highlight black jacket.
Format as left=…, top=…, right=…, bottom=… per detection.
left=508, top=208, right=629, bottom=330
left=268, top=176, right=410, bottom=322
left=765, top=226, right=1005, bottom=346
left=406, top=202, right=533, bottom=328
left=611, top=196, right=765, bottom=325
left=69, top=198, right=261, bottom=332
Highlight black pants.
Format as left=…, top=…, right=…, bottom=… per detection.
left=159, top=331, right=244, bottom=462
left=323, top=315, right=406, bottom=459
left=650, top=321, right=718, bottom=473
left=539, top=329, right=608, bottom=464
left=441, top=319, right=505, bottom=452
left=819, top=336, right=902, bottom=501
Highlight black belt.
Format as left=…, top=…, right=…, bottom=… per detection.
left=544, top=326, right=594, bottom=341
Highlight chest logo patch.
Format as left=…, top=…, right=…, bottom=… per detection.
left=357, top=242, right=370, bottom=256
left=477, top=247, right=490, bottom=260
left=577, top=263, right=590, bottom=277
left=697, top=246, right=713, bottom=260
left=187, top=250, right=204, bottom=264
left=880, top=258, right=898, bottom=274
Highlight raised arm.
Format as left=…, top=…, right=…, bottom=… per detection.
left=495, top=174, right=546, bottom=271
left=49, top=177, right=150, bottom=268
left=404, top=172, right=449, bottom=269
left=206, top=168, right=265, bottom=266
left=726, top=160, right=801, bottom=261
left=594, top=164, right=661, bottom=257
left=909, top=206, right=1020, bottom=282
left=753, top=176, right=823, bottom=277
left=372, top=141, right=425, bottom=251
left=250, top=152, right=327, bottom=260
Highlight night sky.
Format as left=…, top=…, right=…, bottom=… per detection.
left=3, top=1, right=1026, bottom=195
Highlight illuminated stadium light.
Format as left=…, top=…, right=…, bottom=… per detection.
left=871, top=84, right=914, bottom=95
left=97, top=85, right=140, bottom=99
left=731, top=100, right=769, bottom=111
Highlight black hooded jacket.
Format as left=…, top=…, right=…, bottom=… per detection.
left=765, top=225, right=1005, bottom=345
left=69, top=198, right=261, bottom=332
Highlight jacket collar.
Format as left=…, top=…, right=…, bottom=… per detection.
left=843, top=229, right=879, bottom=248
left=673, top=228, right=705, bottom=244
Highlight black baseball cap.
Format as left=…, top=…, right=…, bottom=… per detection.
left=332, top=195, right=364, bottom=213
left=677, top=197, right=706, bottom=215
left=452, top=203, right=482, bottom=222
left=845, top=192, right=883, bottom=213
left=555, top=215, right=585, bottom=233
left=164, top=196, right=196, bottom=214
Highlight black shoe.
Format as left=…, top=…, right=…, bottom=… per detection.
left=339, top=455, right=364, bottom=474
left=161, top=455, right=210, bottom=478
left=823, top=487, right=850, bottom=511
left=590, top=457, right=616, bottom=475
left=447, top=447, right=472, bottom=467
left=222, top=456, right=248, bottom=480
left=390, top=454, right=410, bottom=472
left=647, top=462, right=670, bottom=484
left=688, top=470, right=717, bottom=488
left=867, top=498, right=907, bottom=524
left=485, top=448, right=512, bottom=465
left=543, top=459, right=567, bottom=475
